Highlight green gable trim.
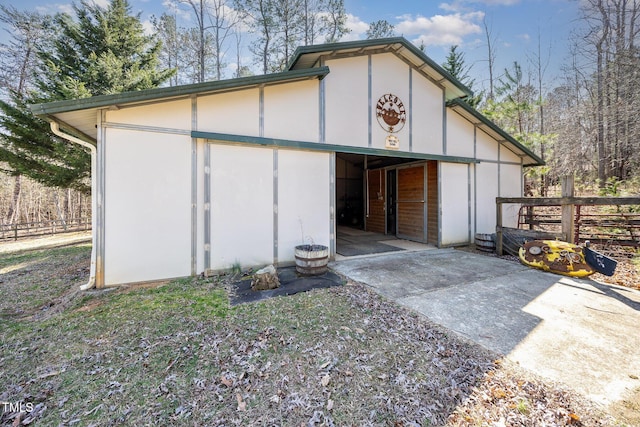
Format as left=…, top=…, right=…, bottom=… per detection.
left=446, top=98, right=545, bottom=166
left=192, top=131, right=480, bottom=164
left=287, top=37, right=473, bottom=99
left=30, top=67, right=330, bottom=116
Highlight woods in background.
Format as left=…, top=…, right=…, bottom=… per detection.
left=1, top=0, right=640, bottom=228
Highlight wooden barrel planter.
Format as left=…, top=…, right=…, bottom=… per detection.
left=295, top=244, right=329, bottom=275
left=474, top=233, right=496, bottom=253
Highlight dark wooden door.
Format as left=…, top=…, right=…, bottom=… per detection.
left=397, top=165, right=426, bottom=242
left=365, top=169, right=385, bottom=234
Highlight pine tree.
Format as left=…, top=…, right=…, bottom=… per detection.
left=0, top=92, right=91, bottom=192
left=442, top=45, right=482, bottom=108
left=366, top=20, right=395, bottom=39
left=0, top=0, right=174, bottom=192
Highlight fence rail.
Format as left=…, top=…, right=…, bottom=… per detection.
left=496, top=195, right=640, bottom=255
left=0, top=218, right=91, bottom=241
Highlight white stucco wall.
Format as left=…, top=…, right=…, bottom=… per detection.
left=412, top=71, right=444, bottom=155
left=106, top=99, right=191, bottom=130
left=500, top=144, right=522, bottom=164
left=445, top=111, right=474, bottom=158
left=500, top=163, right=523, bottom=228
left=371, top=53, right=410, bottom=151
left=440, top=162, right=470, bottom=245
left=475, top=162, right=499, bottom=233
left=277, top=150, right=331, bottom=262
left=197, top=89, right=260, bottom=136
left=210, top=144, right=274, bottom=271
left=476, top=129, right=499, bottom=161
left=264, top=80, right=319, bottom=142
left=325, top=56, right=369, bottom=147
left=104, top=129, right=192, bottom=285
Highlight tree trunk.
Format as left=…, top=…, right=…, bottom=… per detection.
left=5, top=175, right=22, bottom=225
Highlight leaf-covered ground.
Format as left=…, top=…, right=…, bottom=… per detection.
left=0, top=242, right=628, bottom=426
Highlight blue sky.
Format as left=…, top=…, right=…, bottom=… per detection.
left=1, top=0, right=579, bottom=93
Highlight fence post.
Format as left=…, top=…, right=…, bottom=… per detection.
left=561, top=175, right=575, bottom=243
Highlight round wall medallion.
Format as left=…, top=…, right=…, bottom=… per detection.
left=376, top=93, right=406, bottom=133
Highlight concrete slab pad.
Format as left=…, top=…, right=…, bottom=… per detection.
left=331, top=249, right=640, bottom=406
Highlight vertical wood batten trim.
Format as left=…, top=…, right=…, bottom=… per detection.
left=204, top=141, right=211, bottom=271
left=273, top=149, right=279, bottom=265
left=442, top=90, right=447, bottom=155
left=203, top=94, right=211, bottom=271
left=473, top=126, right=477, bottom=235
left=368, top=55, right=372, bottom=147
left=330, top=152, right=336, bottom=258
left=259, top=85, right=265, bottom=138
left=467, top=163, right=472, bottom=243
left=319, top=56, right=326, bottom=144
left=96, top=109, right=106, bottom=288
left=190, top=96, right=197, bottom=276
left=437, top=161, right=442, bottom=247
left=409, top=68, right=413, bottom=152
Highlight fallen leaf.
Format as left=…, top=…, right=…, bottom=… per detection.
left=321, top=374, right=330, bottom=387
left=236, top=393, right=246, bottom=411
left=355, top=328, right=365, bottom=334
left=568, top=413, right=581, bottom=424
left=327, top=399, right=334, bottom=410
left=220, top=376, right=233, bottom=387
left=319, top=360, right=331, bottom=369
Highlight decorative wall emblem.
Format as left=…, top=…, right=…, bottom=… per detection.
left=376, top=93, right=406, bottom=133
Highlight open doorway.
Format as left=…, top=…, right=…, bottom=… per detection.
left=335, top=153, right=437, bottom=257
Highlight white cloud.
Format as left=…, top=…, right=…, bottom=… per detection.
left=342, top=13, right=369, bottom=41
left=142, top=19, right=154, bottom=36
left=439, top=0, right=519, bottom=12
left=89, top=0, right=110, bottom=8
left=395, top=12, right=484, bottom=47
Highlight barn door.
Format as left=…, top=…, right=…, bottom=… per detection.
left=396, top=164, right=426, bottom=242
left=365, top=169, right=385, bottom=234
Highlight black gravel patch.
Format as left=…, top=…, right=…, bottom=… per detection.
left=229, top=266, right=344, bottom=305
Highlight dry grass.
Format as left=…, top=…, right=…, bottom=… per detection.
left=0, top=242, right=627, bottom=426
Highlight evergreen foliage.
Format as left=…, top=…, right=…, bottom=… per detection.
left=0, top=0, right=174, bottom=193
left=365, top=20, right=395, bottom=39
left=441, top=45, right=482, bottom=108
left=0, top=92, right=91, bottom=192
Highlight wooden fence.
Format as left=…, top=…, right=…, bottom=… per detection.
left=496, top=196, right=640, bottom=255
left=0, top=218, right=91, bottom=241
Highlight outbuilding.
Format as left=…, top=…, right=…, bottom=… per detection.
left=32, top=37, right=543, bottom=288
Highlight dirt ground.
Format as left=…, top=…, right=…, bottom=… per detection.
left=1, top=235, right=636, bottom=425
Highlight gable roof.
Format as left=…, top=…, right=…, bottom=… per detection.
left=287, top=37, right=473, bottom=101
left=447, top=98, right=544, bottom=166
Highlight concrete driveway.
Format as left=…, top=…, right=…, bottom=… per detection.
left=330, top=248, right=640, bottom=407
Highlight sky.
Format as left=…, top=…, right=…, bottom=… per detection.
left=0, top=0, right=580, bottom=94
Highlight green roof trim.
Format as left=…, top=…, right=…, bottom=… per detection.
left=446, top=98, right=545, bottom=167
left=30, top=67, right=330, bottom=116
left=287, top=37, right=473, bottom=99
left=192, top=131, right=480, bottom=164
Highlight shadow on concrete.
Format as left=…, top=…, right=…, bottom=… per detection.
left=562, top=280, right=640, bottom=312
left=331, top=248, right=640, bottom=405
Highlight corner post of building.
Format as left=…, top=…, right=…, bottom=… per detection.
left=496, top=197, right=503, bottom=255
left=561, top=175, right=575, bottom=243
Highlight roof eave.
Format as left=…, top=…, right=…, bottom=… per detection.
left=446, top=98, right=545, bottom=167
left=30, top=67, right=331, bottom=116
